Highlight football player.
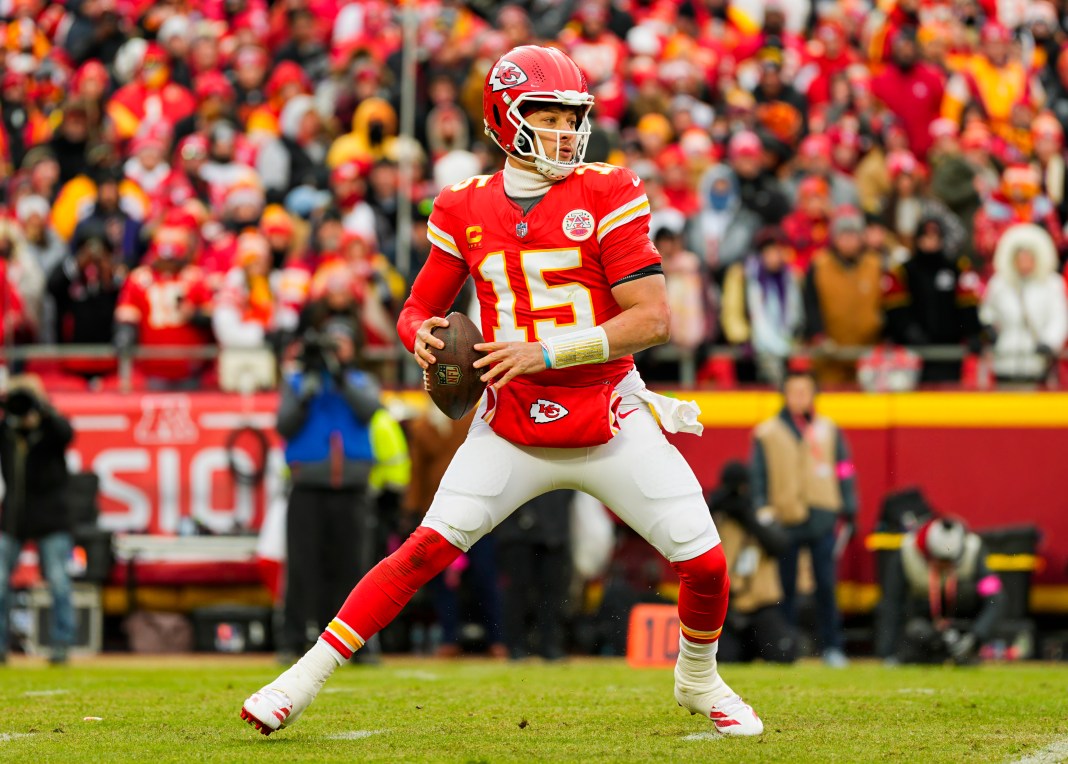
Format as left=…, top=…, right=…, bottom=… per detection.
left=242, top=45, right=763, bottom=737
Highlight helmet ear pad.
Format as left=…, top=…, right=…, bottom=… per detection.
left=515, top=125, right=536, bottom=152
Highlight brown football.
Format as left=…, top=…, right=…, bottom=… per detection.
left=427, top=311, right=487, bottom=420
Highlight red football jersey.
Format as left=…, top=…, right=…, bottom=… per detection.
left=116, top=265, right=214, bottom=379
left=411, top=163, right=659, bottom=386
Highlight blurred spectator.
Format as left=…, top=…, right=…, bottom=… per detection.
left=106, top=43, right=195, bottom=142
left=876, top=518, right=1003, bottom=665
left=803, top=209, right=884, bottom=385
left=721, top=227, right=804, bottom=386
left=1031, top=114, right=1068, bottom=224
left=942, top=22, right=1038, bottom=144
left=974, top=165, right=1066, bottom=278
left=870, top=29, right=945, bottom=159
left=708, top=461, right=794, bottom=665
left=496, top=490, right=573, bottom=661
left=114, top=224, right=214, bottom=390
left=212, top=231, right=297, bottom=349
left=781, top=175, right=832, bottom=274
left=879, top=150, right=927, bottom=252
left=0, top=376, right=75, bottom=665
left=274, top=7, right=329, bottom=81
left=47, top=220, right=122, bottom=382
left=49, top=100, right=94, bottom=185
left=17, top=195, right=66, bottom=280
left=928, top=119, right=981, bottom=263
left=883, top=215, right=983, bottom=383
left=750, top=368, right=856, bottom=667
left=787, top=134, right=860, bottom=209
left=71, top=166, right=144, bottom=270
left=723, top=131, right=790, bottom=267
left=980, top=224, right=1068, bottom=384
left=751, top=44, right=808, bottom=158
left=258, top=95, right=330, bottom=205
left=690, top=163, right=744, bottom=269
left=62, top=0, right=126, bottom=66
left=173, top=72, right=238, bottom=147
left=0, top=220, right=44, bottom=342
left=657, top=226, right=711, bottom=355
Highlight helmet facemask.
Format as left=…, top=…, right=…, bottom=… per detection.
left=490, top=91, right=594, bottom=180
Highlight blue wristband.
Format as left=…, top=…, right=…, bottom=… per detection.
left=540, top=342, right=552, bottom=369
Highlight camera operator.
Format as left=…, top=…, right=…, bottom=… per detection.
left=276, top=312, right=383, bottom=659
left=0, top=376, right=75, bottom=664
left=877, top=517, right=1004, bottom=665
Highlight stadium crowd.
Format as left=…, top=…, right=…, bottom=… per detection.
left=0, top=0, right=1067, bottom=389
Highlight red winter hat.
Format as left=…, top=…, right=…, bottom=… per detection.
left=799, top=133, right=833, bottom=160
left=980, top=21, right=1012, bottom=44
left=194, top=71, right=234, bottom=101
left=887, top=150, right=920, bottom=179
left=728, top=130, right=762, bottom=159
left=266, top=61, right=310, bottom=99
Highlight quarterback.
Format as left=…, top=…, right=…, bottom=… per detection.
left=241, top=45, right=763, bottom=737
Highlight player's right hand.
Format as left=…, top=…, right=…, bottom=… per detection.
left=414, top=316, right=449, bottom=369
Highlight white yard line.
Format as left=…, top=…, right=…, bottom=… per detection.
left=681, top=731, right=723, bottom=742
left=0, top=733, right=32, bottom=742
left=1010, top=737, right=1068, bottom=764
left=22, top=689, right=69, bottom=697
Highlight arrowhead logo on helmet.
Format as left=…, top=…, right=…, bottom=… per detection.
left=488, top=61, right=529, bottom=92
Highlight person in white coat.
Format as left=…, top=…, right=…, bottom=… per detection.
left=981, top=223, right=1068, bottom=382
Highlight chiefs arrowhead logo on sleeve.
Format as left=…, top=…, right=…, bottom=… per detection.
left=529, top=399, right=570, bottom=423
left=488, top=61, right=529, bottom=92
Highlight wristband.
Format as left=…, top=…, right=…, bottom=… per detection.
left=539, top=341, right=552, bottom=370
left=542, top=326, right=610, bottom=369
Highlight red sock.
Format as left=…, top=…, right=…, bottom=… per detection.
left=321, top=527, right=462, bottom=660
left=671, top=545, right=730, bottom=644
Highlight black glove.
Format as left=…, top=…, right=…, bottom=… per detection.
left=1036, top=342, right=1055, bottom=359
left=114, top=322, right=137, bottom=352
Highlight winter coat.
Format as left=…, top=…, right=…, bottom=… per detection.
left=689, top=164, right=759, bottom=271
left=981, top=224, right=1068, bottom=380
left=721, top=257, right=803, bottom=358
left=0, top=404, right=74, bottom=541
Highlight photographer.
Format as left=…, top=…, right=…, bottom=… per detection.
left=0, top=376, right=75, bottom=664
left=877, top=517, right=1004, bottom=665
left=277, top=313, right=383, bottom=659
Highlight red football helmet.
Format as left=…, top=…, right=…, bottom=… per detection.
left=483, top=45, right=595, bottom=180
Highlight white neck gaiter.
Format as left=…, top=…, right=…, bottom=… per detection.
left=503, top=160, right=556, bottom=199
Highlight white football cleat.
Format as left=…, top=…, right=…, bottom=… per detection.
left=675, top=668, right=764, bottom=736
left=240, top=662, right=322, bottom=736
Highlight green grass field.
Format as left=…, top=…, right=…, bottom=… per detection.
left=0, top=655, right=1065, bottom=763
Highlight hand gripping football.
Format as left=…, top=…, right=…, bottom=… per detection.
left=426, top=312, right=488, bottom=420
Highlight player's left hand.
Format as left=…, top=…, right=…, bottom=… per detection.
left=473, top=341, right=547, bottom=390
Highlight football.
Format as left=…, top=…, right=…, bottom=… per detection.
left=427, top=311, right=487, bottom=420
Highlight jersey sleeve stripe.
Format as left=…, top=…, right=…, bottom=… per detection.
left=597, top=196, right=651, bottom=243
left=427, top=221, right=462, bottom=258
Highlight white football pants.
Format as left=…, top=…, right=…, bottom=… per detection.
left=421, top=394, right=720, bottom=563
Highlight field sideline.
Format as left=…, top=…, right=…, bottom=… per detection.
left=0, top=656, right=1065, bottom=763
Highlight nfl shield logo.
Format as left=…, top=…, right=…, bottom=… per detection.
left=516, top=221, right=529, bottom=238
left=436, top=364, right=462, bottom=386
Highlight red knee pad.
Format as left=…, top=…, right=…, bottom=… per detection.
left=671, top=544, right=729, bottom=593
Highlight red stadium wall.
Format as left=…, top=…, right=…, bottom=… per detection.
left=49, top=390, right=1068, bottom=611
